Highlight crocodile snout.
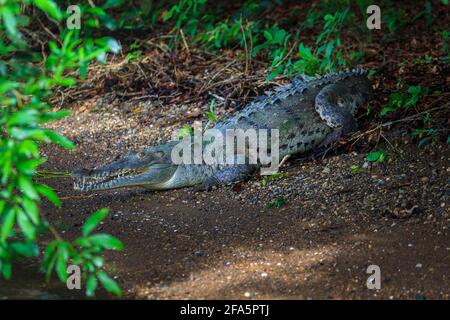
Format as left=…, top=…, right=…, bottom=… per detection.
left=72, top=168, right=94, bottom=177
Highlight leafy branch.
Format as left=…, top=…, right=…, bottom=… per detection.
left=0, top=0, right=123, bottom=297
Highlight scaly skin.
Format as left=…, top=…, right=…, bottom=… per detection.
left=73, top=68, right=373, bottom=191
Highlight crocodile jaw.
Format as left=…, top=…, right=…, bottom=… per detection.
left=73, top=167, right=151, bottom=191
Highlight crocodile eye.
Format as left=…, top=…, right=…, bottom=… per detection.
left=137, top=151, right=145, bottom=158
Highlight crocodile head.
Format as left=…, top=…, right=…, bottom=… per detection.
left=73, top=142, right=178, bottom=191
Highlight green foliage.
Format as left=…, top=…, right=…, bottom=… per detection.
left=365, top=150, right=386, bottom=163
left=265, top=196, right=286, bottom=209
left=261, top=172, right=288, bottom=187
left=159, top=1, right=360, bottom=79
left=413, top=128, right=440, bottom=146
left=272, top=9, right=357, bottom=79
left=177, top=98, right=217, bottom=137
left=414, top=54, right=432, bottom=65
left=253, top=25, right=291, bottom=79
left=0, top=0, right=122, bottom=297
left=177, top=124, right=194, bottom=138
left=126, top=41, right=143, bottom=62
left=205, top=99, right=217, bottom=128
left=41, top=208, right=123, bottom=297
left=380, top=86, right=429, bottom=117
left=163, top=0, right=207, bottom=37
left=350, top=164, right=365, bottom=174
left=383, top=7, right=408, bottom=35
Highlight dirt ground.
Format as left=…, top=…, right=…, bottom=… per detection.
left=15, top=98, right=444, bottom=300
left=1, top=84, right=448, bottom=300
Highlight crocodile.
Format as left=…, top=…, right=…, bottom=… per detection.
left=73, top=68, right=373, bottom=192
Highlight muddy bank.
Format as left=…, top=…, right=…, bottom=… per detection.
left=31, top=101, right=449, bottom=299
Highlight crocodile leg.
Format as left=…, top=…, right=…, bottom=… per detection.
left=194, top=164, right=257, bottom=191
left=315, top=83, right=358, bottom=147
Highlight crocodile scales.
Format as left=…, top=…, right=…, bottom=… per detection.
left=73, top=68, right=373, bottom=191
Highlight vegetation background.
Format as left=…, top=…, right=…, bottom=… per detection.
left=0, top=0, right=448, bottom=297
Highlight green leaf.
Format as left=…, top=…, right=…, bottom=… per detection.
left=380, top=106, right=396, bottom=117
left=1, top=261, right=12, bottom=279
left=324, top=14, right=334, bottom=22
left=177, top=125, right=193, bottom=138
left=97, top=271, right=122, bottom=297
left=350, top=165, right=365, bottom=174
left=17, top=207, right=36, bottom=240
left=274, top=29, right=286, bottom=44
left=92, top=256, right=104, bottom=268
left=35, top=184, right=61, bottom=207
left=17, top=158, right=46, bottom=175
left=1, top=207, right=16, bottom=242
left=263, top=30, right=273, bottom=41
left=9, top=127, right=48, bottom=141
left=100, top=13, right=118, bottom=31
left=55, top=77, right=76, bottom=87
left=107, top=38, right=121, bottom=54
left=34, top=0, right=62, bottom=20
left=103, top=0, right=124, bottom=9
left=298, top=43, right=314, bottom=60
left=82, top=208, right=109, bottom=236
left=7, top=109, right=39, bottom=126
left=418, top=136, right=431, bottom=146
left=86, top=274, right=98, bottom=297
left=205, top=99, right=217, bottom=123
left=55, top=242, right=70, bottom=281
left=18, top=140, right=39, bottom=158
left=261, top=178, right=267, bottom=188
left=10, top=241, right=39, bottom=257
left=41, top=110, right=71, bottom=122
left=41, top=240, right=58, bottom=278
left=21, top=196, right=40, bottom=225
left=1, top=158, right=11, bottom=184
left=2, top=6, right=17, bottom=36
left=265, top=196, right=286, bottom=209
left=45, top=130, right=75, bottom=149
left=74, top=236, right=91, bottom=247
left=88, top=234, right=124, bottom=250
left=42, top=240, right=57, bottom=266
left=365, top=150, right=386, bottom=162
left=18, top=175, right=39, bottom=200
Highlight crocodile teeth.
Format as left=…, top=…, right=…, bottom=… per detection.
left=73, top=167, right=147, bottom=191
